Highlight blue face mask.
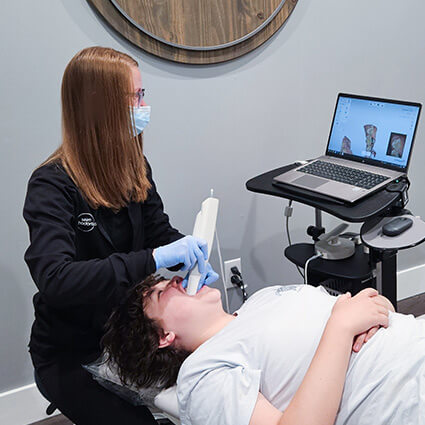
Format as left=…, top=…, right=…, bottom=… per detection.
left=131, top=105, right=151, bottom=135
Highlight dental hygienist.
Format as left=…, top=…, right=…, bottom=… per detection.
left=23, top=46, right=218, bottom=425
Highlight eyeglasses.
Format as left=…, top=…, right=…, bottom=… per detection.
left=133, top=88, right=146, bottom=106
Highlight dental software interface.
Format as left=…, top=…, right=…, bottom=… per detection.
left=327, top=96, right=420, bottom=170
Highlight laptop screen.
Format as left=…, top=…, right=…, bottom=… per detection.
left=326, top=94, right=421, bottom=172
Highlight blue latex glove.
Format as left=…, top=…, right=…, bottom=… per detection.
left=153, top=235, right=208, bottom=273
left=182, top=262, right=219, bottom=292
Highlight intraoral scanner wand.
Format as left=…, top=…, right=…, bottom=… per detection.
left=186, top=192, right=219, bottom=295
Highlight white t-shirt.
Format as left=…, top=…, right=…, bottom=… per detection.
left=177, top=285, right=425, bottom=425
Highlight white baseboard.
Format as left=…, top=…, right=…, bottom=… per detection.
left=0, top=383, right=58, bottom=425
left=397, top=263, right=425, bottom=300
left=0, top=265, right=424, bottom=425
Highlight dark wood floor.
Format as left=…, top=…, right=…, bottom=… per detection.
left=398, top=292, right=425, bottom=317
left=29, top=292, right=425, bottom=425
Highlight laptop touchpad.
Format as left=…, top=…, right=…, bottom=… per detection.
left=293, top=175, right=327, bottom=189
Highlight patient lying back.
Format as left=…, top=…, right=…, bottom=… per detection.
left=103, top=276, right=425, bottom=425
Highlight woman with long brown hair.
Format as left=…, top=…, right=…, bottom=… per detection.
left=23, top=46, right=218, bottom=424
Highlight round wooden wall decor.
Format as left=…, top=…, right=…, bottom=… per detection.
left=88, top=0, right=298, bottom=64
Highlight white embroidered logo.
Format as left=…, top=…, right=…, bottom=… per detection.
left=77, top=213, right=97, bottom=232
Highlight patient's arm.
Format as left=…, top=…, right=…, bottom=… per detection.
left=249, top=318, right=353, bottom=425
left=249, top=289, right=390, bottom=425
left=249, top=393, right=283, bottom=424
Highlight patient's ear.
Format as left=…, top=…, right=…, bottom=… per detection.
left=158, top=331, right=175, bottom=349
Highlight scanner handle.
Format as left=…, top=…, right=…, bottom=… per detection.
left=186, top=197, right=219, bottom=295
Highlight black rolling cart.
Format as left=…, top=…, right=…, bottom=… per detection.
left=246, top=163, right=424, bottom=310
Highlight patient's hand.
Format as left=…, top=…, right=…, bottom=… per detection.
left=352, top=326, right=379, bottom=352
left=352, top=294, right=394, bottom=352
left=331, top=288, right=389, bottom=340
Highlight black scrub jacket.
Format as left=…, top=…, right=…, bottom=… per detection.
left=23, top=159, right=183, bottom=362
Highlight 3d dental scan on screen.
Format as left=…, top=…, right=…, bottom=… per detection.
left=6, top=3, right=425, bottom=425
left=327, top=96, right=420, bottom=168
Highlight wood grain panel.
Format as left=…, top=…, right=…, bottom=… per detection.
left=113, top=0, right=282, bottom=48
left=88, top=0, right=298, bottom=64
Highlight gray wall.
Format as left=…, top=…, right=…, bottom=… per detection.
left=1, top=0, right=425, bottom=393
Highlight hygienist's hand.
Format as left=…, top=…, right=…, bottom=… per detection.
left=182, top=263, right=219, bottom=292
left=153, top=236, right=208, bottom=272
left=200, top=262, right=219, bottom=289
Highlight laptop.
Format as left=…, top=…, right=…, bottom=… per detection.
left=273, top=93, right=422, bottom=203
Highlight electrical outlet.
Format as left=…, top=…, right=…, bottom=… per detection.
left=224, top=258, right=242, bottom=290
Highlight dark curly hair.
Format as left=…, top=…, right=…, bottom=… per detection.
left=101, top=274, right=190, bottom=390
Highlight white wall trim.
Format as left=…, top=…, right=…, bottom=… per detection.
left=0, top=382, right=58, bottom=425
left=397, top=263, right=425, bottom=300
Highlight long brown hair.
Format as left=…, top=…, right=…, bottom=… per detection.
left=45, top=46, right=151, bottom=210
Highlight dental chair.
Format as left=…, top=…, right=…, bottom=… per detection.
left=84, top=357, right=180, bottom=424
left=152, top=387, right=180, bottom=424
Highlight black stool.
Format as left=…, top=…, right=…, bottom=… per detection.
left=34, top=370, right=57, bottom=415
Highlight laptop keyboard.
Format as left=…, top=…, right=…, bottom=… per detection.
left=298, top=160, right=390, bottom=189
